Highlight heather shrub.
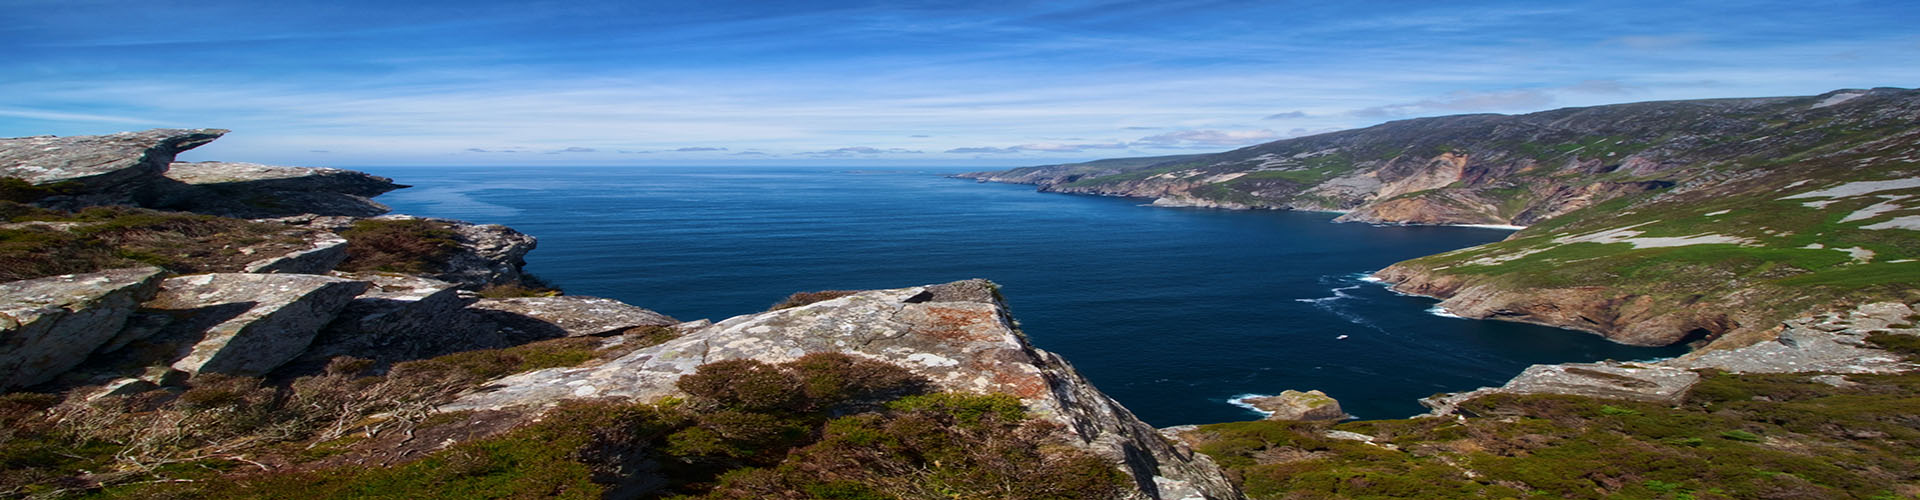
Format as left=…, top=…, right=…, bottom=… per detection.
left=769, top=290, right=859, bottom=310
left=677, top=359, right=808, bottom=413
left=0, top=206, right=291, bottom=281
left=337, top=218, right=461, bottom=273
left=789, top=352, right=926, bottom=409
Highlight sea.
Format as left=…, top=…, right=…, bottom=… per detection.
left=360, top=165, right=1688, bottom=426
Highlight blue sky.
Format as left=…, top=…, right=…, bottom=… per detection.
left=3, top=0, right=1916, bottom=166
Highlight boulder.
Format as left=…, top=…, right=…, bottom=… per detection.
left=1240, top=390, right=1349, bottom=421
left=0, top=129, right=226, bottom=206
left=0, top=267, right=166, bottom=390
left=292, top=273, right=498, bottom=369
left=445, top=280, right=1239, bottom=500
left=134, top=273, right=370, bottom=376
left=156, top=161, right=404, bottom=217
left=468, top=296, right=677, bottom=339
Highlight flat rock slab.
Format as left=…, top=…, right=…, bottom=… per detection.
left=165, top=162, right=403, bottom=197
left=444, top=280, right=1238, bottom=500
left=244, top=232, right=348, bottom=274
left=156, top=162, right=402, bottom=218
left=469, top=296, right=677, bottom=338
left=0, top=267, right=165, bottom=389
left=142, top=273, right=369, bottom=376
left=0, top=129, right=225, bottom=188
left=1424, top=362, right=1700, bottom=416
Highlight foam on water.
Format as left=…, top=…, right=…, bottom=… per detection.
left=1427, top=306, right=1465, bottom=319
left=1226, top=394, right=1276, bottom=417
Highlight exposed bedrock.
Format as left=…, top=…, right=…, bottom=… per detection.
left=1372, top=265, right=1737, bottom=347
left=0, top=128, right=227, bottom=207
left=122, top=273, right=371, bottom=377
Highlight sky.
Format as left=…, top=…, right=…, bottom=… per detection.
left=2, top=0, right=1917, bottom=166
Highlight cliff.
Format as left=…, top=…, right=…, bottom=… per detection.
left=958, top=88, right=1917, bottom=228
left=0, top=130, right=1236, bottom=498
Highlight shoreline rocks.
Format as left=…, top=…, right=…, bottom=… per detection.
left=1237, top=390, right=1349, bottom=421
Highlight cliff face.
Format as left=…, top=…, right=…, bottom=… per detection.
left=965, top=88, right=1920, bottom=349
left=959, top=88, right=1918, bottom=228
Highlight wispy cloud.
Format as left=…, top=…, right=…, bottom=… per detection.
left=1133, top=129, right=1282, bottom=146
left=1262, top=111, right=1308, bottom=120
left=800, top=146, right=924, bottom=157
left=0, top=108, right=166, bottom=125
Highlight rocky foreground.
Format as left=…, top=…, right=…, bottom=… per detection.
left=1, top=129, right=1235, bottom=498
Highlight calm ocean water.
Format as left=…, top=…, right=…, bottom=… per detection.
left=361, top=166, right=1686, bottom=426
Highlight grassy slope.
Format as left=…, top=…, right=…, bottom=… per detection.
left=1391, top=121, right=1920, bottom=344
left=1185, top=337, right=1920, bottom=499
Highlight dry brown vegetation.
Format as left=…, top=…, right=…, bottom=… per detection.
left=0, top=204, right=301, bottom=281
left=336, top=218, right=461, bottom=274
left=769, top=290, right=860, bottom=310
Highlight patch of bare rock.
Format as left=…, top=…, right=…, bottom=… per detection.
left=1423, top=301, right=1920, bottom=417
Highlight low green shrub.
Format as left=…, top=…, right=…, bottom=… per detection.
left=1187, top=370, right=1920, bottom=499
left=0, top=177, right=80, bottom=203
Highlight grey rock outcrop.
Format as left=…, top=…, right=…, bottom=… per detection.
left=468, top=296, right=677, bottom=339
left=1241, top=390, right=1349, bottom=421
left=157, top=161, right=403, bottom=217
left=1422, top=363, right=1701, bottom=417
left=0, top=267, right=166, bottom=390
left=439, top=219, right=538, bottom=288
left=132, top=273, right=370, bottom=376
left=1667, top=302, right=1918, bottom=374
left=302, top=215, right=538, bottom=289
left=445, top=280, right=1239, bottom=500
left=291, top=273, right=495, bottom=369
left=1421, top=301, right=1920, bottom=417
left=0, top=129, right=226, bottom=206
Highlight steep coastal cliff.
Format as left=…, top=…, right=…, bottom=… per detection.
left=965, top=88, right=1920, bottom=350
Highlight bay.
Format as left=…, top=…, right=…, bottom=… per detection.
left=361, top=165, right=1688, bottom=426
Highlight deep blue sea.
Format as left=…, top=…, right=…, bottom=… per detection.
left=361, top=166, right=1687, bottom=426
